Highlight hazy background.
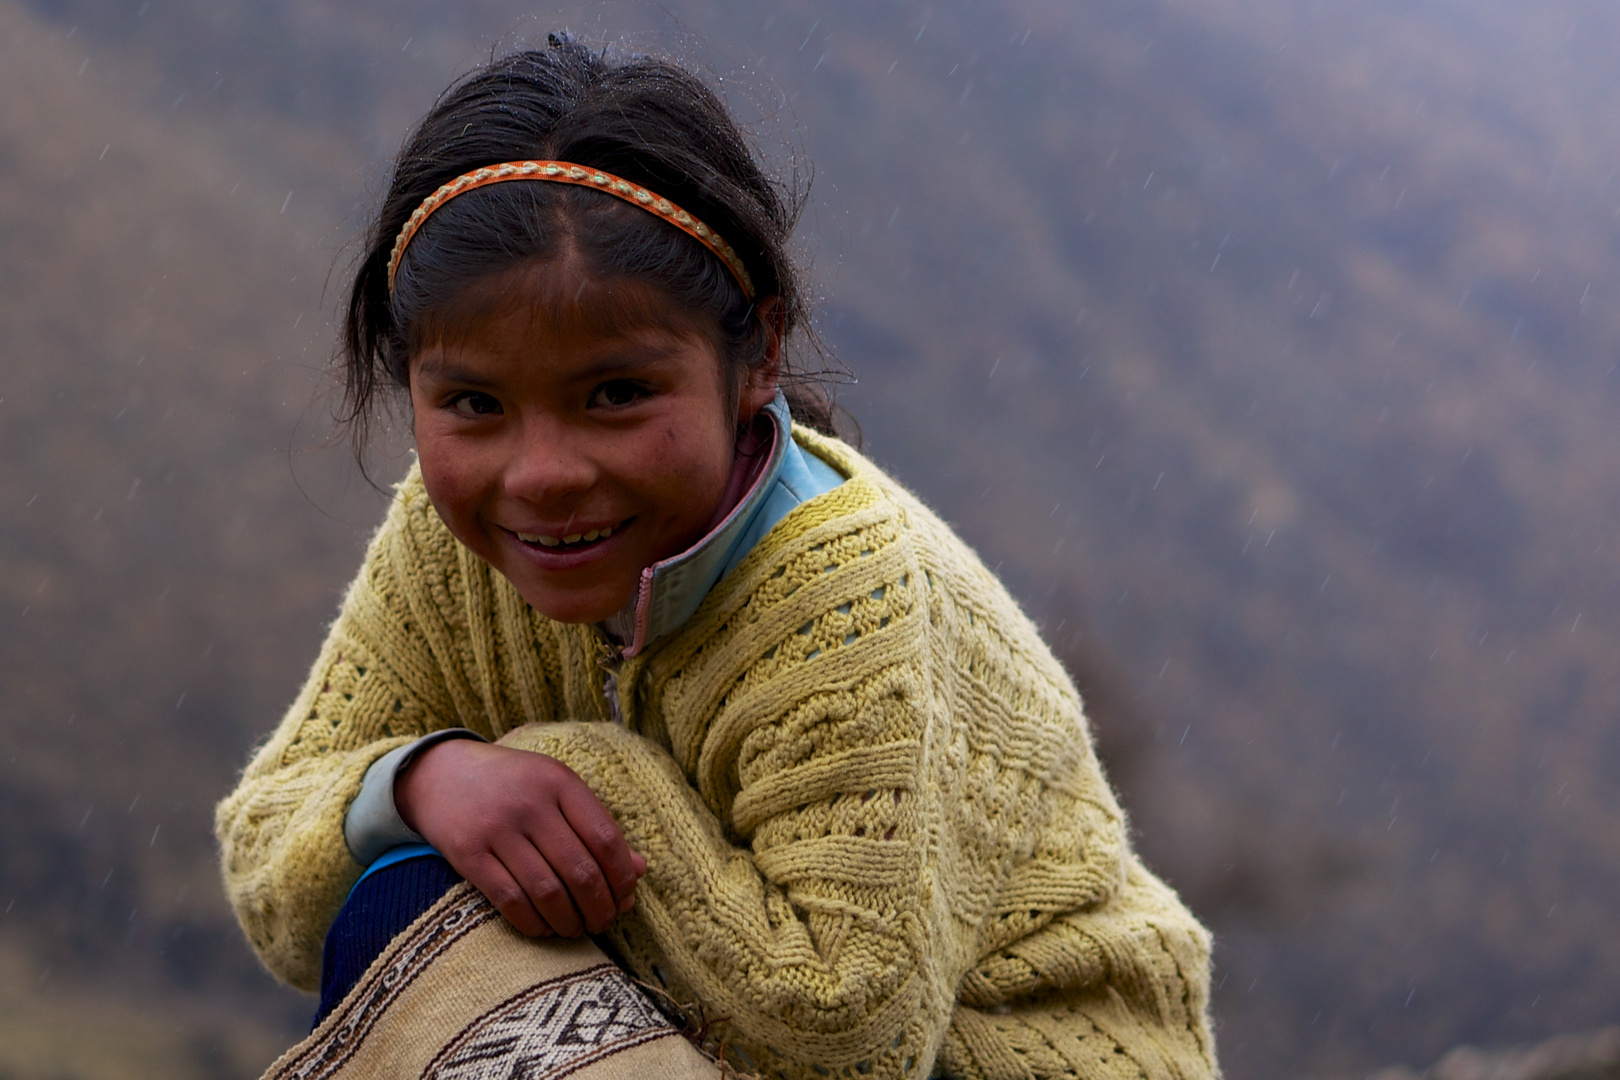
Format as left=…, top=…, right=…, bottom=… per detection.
left=2, top=1, right=1618, bottom=1077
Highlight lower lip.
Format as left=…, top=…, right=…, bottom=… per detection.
left=501, top=522, right=631, bottom=570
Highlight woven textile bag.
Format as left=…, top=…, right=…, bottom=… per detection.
left=260, top=882, right=724, bottom=1080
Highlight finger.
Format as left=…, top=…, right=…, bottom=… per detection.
left=619, top=852, right=648, bottom=911
left=460, top=851, right=553, bottom=938
left=528, top=818, right=619, bottom=935
left=497, top=835, right=587, bottom=938
left=556, top=783, right=645, bottom=910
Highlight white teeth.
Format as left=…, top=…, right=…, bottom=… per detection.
left=516, top=524, right=617, bottom=547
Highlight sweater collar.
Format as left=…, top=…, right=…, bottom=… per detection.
left=599, top=391, right=793, bottom=658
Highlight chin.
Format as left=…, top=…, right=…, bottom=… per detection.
left=517, top=582, right=630, bottom=626
left=481, top=545, right=635, bottom=625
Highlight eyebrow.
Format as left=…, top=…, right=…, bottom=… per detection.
left=411, top=355, right=500, bottom=385
left=566, top=340, right=685, bottom=379
left=412, top=326, right=701, bottom=386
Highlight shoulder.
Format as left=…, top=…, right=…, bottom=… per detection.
left=332, top=459, right=487, bottom=685
left=655, top=429, right=1093, bottom=830
left=785, top=428, right=1037, bottom=627
left=726, top=426, right=931, bottom=618
left=369, top=459, right=456, bottom=563
left=667, top=427, right=1055, bottom=691
left=789, top=429, right=1082, bottom=706
left=346, top=460, right=466, bottom=605
left=776, top=425, right=950, bottom=561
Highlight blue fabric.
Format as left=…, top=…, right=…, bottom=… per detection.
left=316, top=850, right=461, bottom=1028
left=719, top=426, right=845, bottom=581
left=350, top=841, right=440, bottom=895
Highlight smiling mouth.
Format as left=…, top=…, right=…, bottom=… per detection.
left=512, top=521, right=625, bottom=552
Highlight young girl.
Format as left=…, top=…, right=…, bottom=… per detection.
left=217, top=39, right=1217, bottom=1080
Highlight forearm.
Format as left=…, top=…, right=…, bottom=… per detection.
left=497, top=721, right=956, bottom=1080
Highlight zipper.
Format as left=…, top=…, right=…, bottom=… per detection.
left=595, top=631, right=627, bottom=726
left=602, top=667, right=625, bottom=725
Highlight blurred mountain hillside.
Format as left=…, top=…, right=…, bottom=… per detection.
left=0, top=3, right=392, bottom=1076
left=2, top=1, right=1619, bottom=1078
left=1369, top=1026, right=1620, bottom=1080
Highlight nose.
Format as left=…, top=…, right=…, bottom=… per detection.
left=501, top=416, right=598, bottom=502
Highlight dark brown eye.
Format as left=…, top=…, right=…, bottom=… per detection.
left=590, top=380, right=645, bottom=408
left=450, top=391, right=501, bottom=417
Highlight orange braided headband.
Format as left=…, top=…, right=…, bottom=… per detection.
left=386, top=160, right=756, bottom=300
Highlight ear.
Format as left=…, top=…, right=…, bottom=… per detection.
left=736, top=296, right=785, bottom=423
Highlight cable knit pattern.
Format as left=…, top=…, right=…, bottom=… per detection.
left=215, top=428, right=1216, bottom=1080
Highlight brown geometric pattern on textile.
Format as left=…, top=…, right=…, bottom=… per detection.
left=424, top=964, right=676, bottom=1079
left=277, top=885, right=498, bottom=1080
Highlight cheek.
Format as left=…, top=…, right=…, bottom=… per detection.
left=417, top=453, right=463, bottom=509
left=661, top=422, right=731, bottom=494
left=413, top=431, right=487, bottom=533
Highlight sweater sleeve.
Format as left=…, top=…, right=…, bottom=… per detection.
left=496, top=706, right=952, bottom=1080
left=213, top=474, right=491, bottom=990
left=944, top=857, right=1217, bottom=1079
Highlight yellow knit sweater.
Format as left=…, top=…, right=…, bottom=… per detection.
left=216, top=428, right=1217, bottom=1080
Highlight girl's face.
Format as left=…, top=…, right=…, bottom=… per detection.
left=408, top=259, right=777, bottom=625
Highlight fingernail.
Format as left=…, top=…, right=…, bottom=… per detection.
left=619, top=895, right=636, bottom=912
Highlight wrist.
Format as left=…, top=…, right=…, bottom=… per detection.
left=394, top=736, right=484, bottom=834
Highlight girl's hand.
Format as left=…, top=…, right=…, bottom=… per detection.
left=394, top=739, right=647, bottom=937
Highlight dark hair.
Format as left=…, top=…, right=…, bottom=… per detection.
left=340, top=38, right=837, bottom=454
